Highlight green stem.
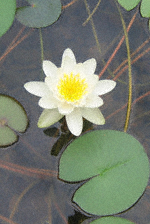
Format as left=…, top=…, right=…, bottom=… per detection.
left=39, top=28, right=44, bottom=78
left=84, top=0, right=102, bottom=53
left=39, top=28, right=44, bottom=61
left=83, top=0, right=101, bottom=26
left=83, top=0, right=114, bottom=78
left=116, top=2, right=132, bottom=132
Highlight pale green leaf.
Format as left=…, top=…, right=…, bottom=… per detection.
left=140, top=0, right=150, bottom=17
left=87, top=217, right=135, bottom=224
left=0, top=95, right=28, bottom=147
left=117, top=0, right=141, bottom=11
left=59, top=130, right=149, bottom=216
left=16, top=0, right=62, bottom=28
left=0, top=0, right=16, bottom=37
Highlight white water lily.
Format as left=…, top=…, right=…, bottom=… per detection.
left=24, top=48, right=116, bottom=136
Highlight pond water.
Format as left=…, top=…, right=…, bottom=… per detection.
left=1, top=0, right=150, bottom=223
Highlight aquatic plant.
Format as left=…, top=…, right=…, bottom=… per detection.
left=1, top=1, right=150, bottom=224
left=24, top=48, right=116, bottom=136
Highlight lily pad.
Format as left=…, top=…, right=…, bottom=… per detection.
left=16, top=0, right=62, bottom=28
left=0, top=126, right=18, bottom=147
left=0, top=0, right=16, bottom=37
left=88, top=217, right=135, bottom=224
left=117, top=0, right=140, bottom=11
left=140, top=0, right=150, bottom=17
left=0, top=95, right=28, bottom=147
left=59, top=130, right=149, bottom=216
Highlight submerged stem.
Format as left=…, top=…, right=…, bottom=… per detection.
left=99, top=9, right=137, bottom=78
left=39, top=28, right=44, bottom=78
left=84, top=0, right=114, bottom=77
left=9, top=181, right=37, bottom=220
left=83, top=0, right=101, bottom=26
left=62, top=0, right=79, bottom=9
left=84, top=0, right=101, bottom=53
left=116, top=2, right=132, bottom=132
left=0, top=215, right=18, bottom=224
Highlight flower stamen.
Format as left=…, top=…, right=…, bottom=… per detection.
left=57, top=73, right=88, bottom=103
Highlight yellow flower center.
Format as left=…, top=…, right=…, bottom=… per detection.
left=57, top=73, right=88, bottom=103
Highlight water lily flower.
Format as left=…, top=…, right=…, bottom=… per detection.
left=24, top=48, right=116, bottom=136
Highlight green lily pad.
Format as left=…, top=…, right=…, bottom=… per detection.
left=59, top=130, right=149, bottom=216
left=117, top=0, right=141, bottom=11
left=140, top=0, right=150, bottom=17
left=0, top=0, right=16, bottom=37
left=0, top=95, right=28, bottom=147
left=0, top=126, right=18, bottom=147
left=88, top=217, right=135, bottom=224
left=16, top=0, right=62, bottom=28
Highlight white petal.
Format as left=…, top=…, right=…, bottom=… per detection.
left=38, top=95, right=57, bottom=109
left=82, top=58, right=96, bottom=75
left=66, top=108, right=83, bottom=136
left=82, top=108, right=105, bottom=125
left=85, top=74, right=99, bottom=91
left=43, top=60, right=58, bottom=77
left=61, top=48, right=76, bottom=74
left=85, top=95, right=104, bottom=108
left=72, top=60, right=96, bottom=78
left=94, top=80, right=116, bottom=95
left=58, top=102, right=74, bottom=115
left=24, top=81, right=50, bottom=97
left=38, top=109, right=63, bottom=128
left=62, top=48, right=76, bottom=63
left=45, top=76, right=58, bottom=91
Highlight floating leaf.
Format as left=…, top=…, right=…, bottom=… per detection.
left=16, top=0, right=62, bottom=28
left=0, top=0, right=16, bottom=37
left=0, top=95, right=28, bottom=147
left=117, top=0, right=140, bottom=11
left=0, top=126, right=18, bottom=147
left=140, top=0, right=150, bottom=17
left=88, top=217, right=135, bottom=224
left=59, top=130, right=149, bottom=216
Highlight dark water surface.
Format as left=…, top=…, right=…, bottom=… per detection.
left=1, top=0, right=150, bottom=223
